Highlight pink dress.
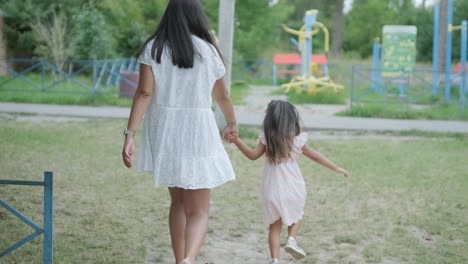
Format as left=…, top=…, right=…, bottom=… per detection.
left=259, top=132, right=308, bottom=226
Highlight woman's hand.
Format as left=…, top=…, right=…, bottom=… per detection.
left=225, top=133, right=239, bottom=144
left=335, top=167, right=349, bottom=177
left=222, top=123, right=238, bottom=143
left=122, top=136, right=135, bottom=168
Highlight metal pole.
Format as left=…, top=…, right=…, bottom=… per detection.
left=371, top=39, right=381, bottom=92
left=272, top=63, right=277, bottom=85
left=444, top=0, right=453, bottom=102
left=43, top=171, right=53, bottom=264
left=432, top=1, right=440, bottom=96
left=460, top=20, right=467, bottom=116
left=215, top=0, right=236, bottom=128
left=304, top=10, right=317, bottom=83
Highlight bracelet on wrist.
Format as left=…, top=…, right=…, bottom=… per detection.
left=123, top=128, right=136, bottom=137
left=226, top=119, right=237, bottom=126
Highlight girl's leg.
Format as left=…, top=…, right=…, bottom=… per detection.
left=287, top=221, right=300, bottom=238
left=268, top=219, right=283, bottom=260
left=168, top=187, right=186, bottom=263
left=183, top=188, right=211, bottom=262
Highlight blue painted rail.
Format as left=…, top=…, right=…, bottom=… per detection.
left=350, top=65, right=467, bottom=116
left=0, top=58, right=139, bottom=95
left=0, top=171, right=53, bottom=263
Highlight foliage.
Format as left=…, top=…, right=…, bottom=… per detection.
left=277, top=88, right=347, bottom=105
left=71, top=7, right=116, bottom=59
left=31, top=12, right=74, bottom=69
left=1, top=0, right=467, bottom=61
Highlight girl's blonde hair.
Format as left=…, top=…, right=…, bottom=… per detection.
left=263, top=100, right=301, bottom=164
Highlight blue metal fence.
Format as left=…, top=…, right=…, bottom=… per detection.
left=0, top=58, right=274, bottom=96
left=351, top=65, right=467, bottom=116
left=0, top=58, right=139, bottom=95
left=0, top=171, right=53, bottom=263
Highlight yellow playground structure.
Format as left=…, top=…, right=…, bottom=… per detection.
left=275, top=10, right=343, bottom=94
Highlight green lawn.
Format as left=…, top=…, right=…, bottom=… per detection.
left=0, top=75, right=248, bottom=106
left=339, top=103, right=468, bottom=121
left=0, top=118, right=467, bottom=263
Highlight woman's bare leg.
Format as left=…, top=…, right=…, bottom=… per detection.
left=287, top=222, right=300, bottom=238
left=269, top=219, right=283, bottom=259
left=168, top=187, right=186, bottom=263
left=183, top=188, right=211, bottom=262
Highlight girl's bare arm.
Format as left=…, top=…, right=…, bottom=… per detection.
left=229, top=136, right=266, bottom=160
left=302, top=145, right=349, bottom=177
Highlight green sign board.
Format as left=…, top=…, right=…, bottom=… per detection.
left=382, top=25, right=417, bottom=76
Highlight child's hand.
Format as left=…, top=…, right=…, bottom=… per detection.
left=335, top=167, right=349, bottom=177
left=225, top=133, right=238, bottom=143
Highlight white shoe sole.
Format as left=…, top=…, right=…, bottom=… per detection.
left=284, top=245, right=306, bottom=260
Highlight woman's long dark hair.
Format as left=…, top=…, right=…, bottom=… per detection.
left=263, top=100, right=301, bottom=164
left=136, top=0, right=222, bottom=68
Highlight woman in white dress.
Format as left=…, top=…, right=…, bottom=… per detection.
left=121, top=1, right=237, bottom=263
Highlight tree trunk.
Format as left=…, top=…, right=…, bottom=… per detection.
left=331, top=0, right=344, bottom=57
left=215, top=0, right=236, bottom=128
left=0, top=15, right=7, bottom=76
left=421, top=0, right=426, bottom=8
left=438, top=0, right=447, bottom=73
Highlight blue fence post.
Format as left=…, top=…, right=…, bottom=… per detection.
left=460, top=20, right=467, bottom=116
left=432, top=1, right=440, bottom=96
left=272, top=63, right=277, bottom=85
left=41, top=60, right=46, bottom=91
left=371, top=38, right=381, bottom=92
left=43, top=171, right=53, bottom=264
left=351, top=65, right=355, bottom=108
left=445, top=0, right=454, bottom=102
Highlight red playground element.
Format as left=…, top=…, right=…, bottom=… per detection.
left=273, top=53, right=328, bottom=65
left=272, top=53, right=329, bottom=82
left=455, top=62, right=468, bottom=73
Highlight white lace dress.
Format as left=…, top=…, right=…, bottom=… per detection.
left=135, top=36, right=236, bottom=189
left=259, top=132, right=308, bottom=226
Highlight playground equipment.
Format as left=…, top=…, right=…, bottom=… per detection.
left=432, top=0, right=467, bottom=102
left=369, top=0, right=466, bottom=115
left=274, top=10, right=343, bottom=94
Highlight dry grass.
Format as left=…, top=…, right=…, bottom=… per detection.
left=0, top=117, right=467, bottom=263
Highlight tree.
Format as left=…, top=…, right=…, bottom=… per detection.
left=438, top=0, right=447, bottom=72
left=71, top=7, right=116, bottom=59
left=331, top=0, right=344, bottom=56
left=31, top=12, right=73, bottom=69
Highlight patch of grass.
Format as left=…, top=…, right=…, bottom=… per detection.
left=363, top=242, right=382, bottom=263
left=0, top=91, right=133, bottom=106
left=272, top=88, right=347, bottom=105
left=383, top=129, right=468, bottom=139
left=238, top=126, right=259, bottom=141
left=333, top=234, right=359, bottom=245
left=338, top=103, right=468, bottom=121
left=229, top=82, right=250, bottom=105
left=1, top=119, right=467, bottom=263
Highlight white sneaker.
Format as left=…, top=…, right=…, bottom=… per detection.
left=269, top=259, right=280, bottom=264
left=179, top=258, right=191, bottom=264
left=284, top=236, right=306, bottom=260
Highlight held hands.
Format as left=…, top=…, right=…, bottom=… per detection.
left=221, top=122, right=238, bottom=143
left=225, top=132, right=239, bottom=143
left=335, top=167, right=349, bottom=177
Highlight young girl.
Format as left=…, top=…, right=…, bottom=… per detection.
left=226, top=100, right=348, bottom=263
left=122, top=0, right=237, bottom=263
